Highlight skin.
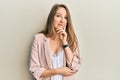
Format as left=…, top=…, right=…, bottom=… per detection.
left=52, top=7, right=67, bottom=42
left=40, top=7, right=77, bottom=78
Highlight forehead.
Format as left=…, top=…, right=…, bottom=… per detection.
left=56, top=7, right=67, bottom=15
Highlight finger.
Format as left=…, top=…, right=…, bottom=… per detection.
left=56, top=28, right=65, bottom=32
left=67, top=71, right=76, bottom=76
left=57, top=29, right=64, bottom=34
left=56, top=28, right=63, bottom=31
left=59, top=32, right=66, bottom=37
left=69, top=69, right=77, bottom=73
left=56, top=29, right=62, bottom=33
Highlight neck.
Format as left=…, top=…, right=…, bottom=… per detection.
left=51, top=33, right=60, bottom=41
left=49, top=33, right=62, bottom=47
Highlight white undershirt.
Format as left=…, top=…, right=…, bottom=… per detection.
left=51, top=49, right=64, bottom=80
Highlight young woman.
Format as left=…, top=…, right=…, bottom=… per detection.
left=29, top=4, right=80, bottom=80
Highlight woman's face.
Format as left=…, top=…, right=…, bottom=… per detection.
left=52, top=7, right=67, bottom=30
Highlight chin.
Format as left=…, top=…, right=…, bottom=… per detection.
left=57, top=26, right=64, bottom=29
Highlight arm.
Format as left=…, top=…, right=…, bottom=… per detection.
left=40, top=69, right=57, bottom=77
left=41, top=67, right=77, bottom=78
left=62, top=41, right=74, bottom=64
left=63, top=41, right=80, bottom=71
left=56, top=28, right=80, bottom=71
left=29, top=34, right=46, bottom=80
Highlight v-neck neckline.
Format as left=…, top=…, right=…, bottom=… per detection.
left=47, top=38, right=63, bottom=55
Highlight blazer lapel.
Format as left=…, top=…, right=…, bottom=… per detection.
left=43, top=38, right=53, bottom=69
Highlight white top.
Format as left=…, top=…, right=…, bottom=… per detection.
left=51, top=49, right=64, bottom=80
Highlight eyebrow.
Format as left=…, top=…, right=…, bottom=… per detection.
left=56, top=13, right=67, bottom=17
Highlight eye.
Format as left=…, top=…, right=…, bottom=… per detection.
left=56, top=14, right=61, bottom=17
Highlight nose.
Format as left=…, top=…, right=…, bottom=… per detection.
left=60, top=17, right=64, bottom=23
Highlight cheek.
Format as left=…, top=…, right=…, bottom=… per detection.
left=53, top=20, right=58, bottom=28
left=54, top=20, right=58, bottom=25
left=53, top=18, right=59, bottom=23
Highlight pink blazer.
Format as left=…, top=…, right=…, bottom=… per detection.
left=29, top=33, right=80, bottom=80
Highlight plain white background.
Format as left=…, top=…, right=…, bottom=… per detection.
left=0, top=0, right=120, bottom=80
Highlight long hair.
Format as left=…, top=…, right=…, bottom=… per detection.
left=39, top=4, right=80, bottom=57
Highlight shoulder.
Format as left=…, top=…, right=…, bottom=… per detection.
left=34, top=33, right=44, bottom=38
left=34, top=33, right=47, bottom=41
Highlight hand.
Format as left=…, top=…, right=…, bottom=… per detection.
left=56, top=28, right=67, bottom=44
left=57, top=67, right=77, bottom=76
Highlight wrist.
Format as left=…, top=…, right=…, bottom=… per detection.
left=55, top=68, right=61, bottom=75
left=62, top=41, right=69, bottom=48
left=63, top=44, right=69, bottom=48
left=62, top=41, right=68, bottom=45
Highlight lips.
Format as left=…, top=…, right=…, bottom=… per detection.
left=58, top=23, right=63, bottom=26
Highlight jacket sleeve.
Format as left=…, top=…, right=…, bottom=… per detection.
left=29, top=34, right=46, bottom=80
left=66, top=49, right=80, bottom=71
